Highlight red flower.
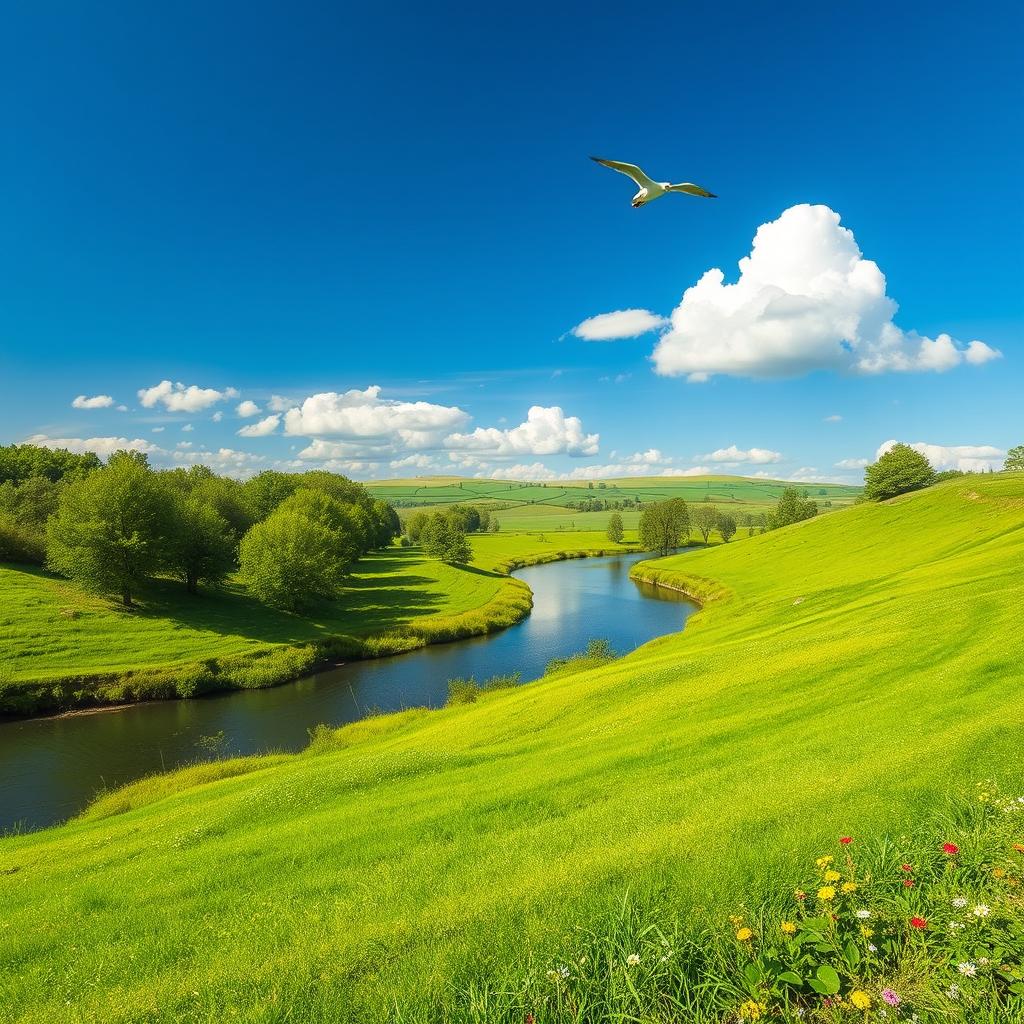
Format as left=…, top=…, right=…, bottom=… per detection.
left=942, top=843, right=959, bottom=855
left=525, top=1015, right=535, bottom=1024
left=903, top=879, right=915, bottom=887
left=910, top=916, right=927, bottom=929
left=840, top=836, right=852, bottom=845
left=901, top=864, right=913, bottom=872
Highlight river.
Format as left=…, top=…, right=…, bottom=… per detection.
left=0, top=551, right=695, bottom=831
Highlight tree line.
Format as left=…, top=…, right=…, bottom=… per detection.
left=0, top=443, right=399, bottom=611
left=864, top=442, right=1024, bottom=501
left=403, top=504, right=498, bottom=563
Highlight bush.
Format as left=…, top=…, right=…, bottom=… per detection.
left=864, top=443, right=936, bottom=501
left=446, top=677, right=481, bottom=705
left=0, top=518, right=46, bottom=565
left=546, top=638, right=617, bottom=676
left=482, top=671, right=522, bottom=691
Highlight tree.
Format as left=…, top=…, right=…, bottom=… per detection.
left=420, top=510, right=471, bottom=563
left=693, top=503, right=719, bottom=545
left=489, top=516, right=500, bottom=533
left=276, top=490, right=364, bottom=573
left=46, top=451, right=176, bottom=606
left=741, top=512, right=755, bottom=537
left=405, top=511, right=429, bottom=542
left=168, top=497, right=236, bottom=594
left=1005, top=445, right=1024, bottom=471
left=717, top=512, right=737, bottom=542
left=639, top=499, right=689, bottom=556
left=606, top=512, right=624, bottom=544
left=239, top=508, right=349, bottom=610
left=767, top=487, right=819, bottom=529
left=863, top=443, right=935, bottom=501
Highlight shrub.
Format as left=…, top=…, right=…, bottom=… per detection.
left=0, top=518, right=46, bottom=564
left=482, top=671, right=522, bottom=691
left=446, top=677, right=481, bottom=705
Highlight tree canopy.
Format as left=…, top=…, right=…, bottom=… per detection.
left=864, top=444, right=935, bottom=501
left=1005, top=445, right=1024, bottom=471
left=639, top=499, right=689, bottom=556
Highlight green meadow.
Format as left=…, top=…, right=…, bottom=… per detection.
left=2, top=474, right=1022, bottom=1022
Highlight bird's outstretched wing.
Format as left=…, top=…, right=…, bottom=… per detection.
left=667, top=182, right=717, bottom=199
left=590, top=156, right=657, bottom=189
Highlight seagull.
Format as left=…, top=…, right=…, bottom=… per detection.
left=590, top=156, right=717, bottom=208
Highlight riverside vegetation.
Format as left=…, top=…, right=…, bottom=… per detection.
left=2, top=468, right=1023, bottom=1022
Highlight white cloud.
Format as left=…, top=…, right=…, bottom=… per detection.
left=181, top=423, right=194, bottom=433
left=268, top=395, right=297, bottom=412
left=176, top=441, right=193, bottom=449
left=237, top=414, right=281, bottom=438
left=138, top=380, right=239, bottom=412
left=212, top=411, right=223, bottom=423
left=445, top=406, right=599, bottom=457
left=698, top=444, right=783, bottom=465
left=24, top=434, right=163, bottom=459
left=389, top=454, right=441, bottom=471
left=835, top=457, right=869, bottom=469
left=236, top=400, right=261, bottom=418
left=152, top=426, right=165, bottom=433
left=659, top=466, right=712, bottom=477
left=876, top=439, right=1005, bottom=472
left=824, top=414, right=843, bottom=423
left=572, top=308, right=668, bottom=341
left=71, top=394, right=115, bottom=410
left=283, top=386, right=469, bottom=451
left=643, top=204, right=1001, bottom=381
left=490, top=462, right=558, bottom=481
left=173, top=447, right=267, bottom=478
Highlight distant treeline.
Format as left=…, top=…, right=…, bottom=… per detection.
left=0, top=443, right=399, bottom=610
left=403, top=505, right=499, bottom=562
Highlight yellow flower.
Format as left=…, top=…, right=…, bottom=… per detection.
left=860, top=924, right=874, bottom=938
left=781, top=921, right=797, bottom=935
left=993, top=867, right=1006, bottom=878
left=850, top=990, right=872, bottom=1010
left=735, top=927, right=753, bottom=942
left=738, top=1001, right=766, bottom=1021
left=842, top=881, right=858, bottom=893
left=823, top=869, right=842, bottom=882
left=816, top=855, right=834, bottom=869
left=817, top=886, right=836, bottom=902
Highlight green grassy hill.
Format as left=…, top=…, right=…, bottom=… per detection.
left=2, top=475, right=1022, bottom=1022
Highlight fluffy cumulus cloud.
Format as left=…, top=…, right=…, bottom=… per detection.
left=138, top=380, right=239, bottom=412
left=71, top=394, right=115, bottom=410
left=572, top=308, right=668, bottom=341
left=236, top=400, right=261, bottom=418
left=574, top=205, right=1000, bottom=382
left=445, top=406, right=599, bottom=458
left=267, top=395, right=297, bottom=412
left=237, top=414, right=281, bottom=438
left=697, top=444, right=783, bottom=465
left=876, top=439, right=1005, bottom=472
left=835, top=457, right=869, bottom=469
left=284, top=386, right=469, bottom=450
left=24, top=434, right=163, bottom=458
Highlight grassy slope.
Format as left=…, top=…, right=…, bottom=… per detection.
left=0, top=531, right=633, bottom=683
left=2, top=477, right=1022, bottom=1022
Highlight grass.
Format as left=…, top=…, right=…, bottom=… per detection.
left=1, top=474, right=1022, bottom=1022
left=0, top=531, right=636, bottom=714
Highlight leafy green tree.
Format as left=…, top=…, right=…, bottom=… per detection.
left=369, top=498, right=401, bottom=547
left=767, top=487, right=819, bottom=529
left=693, top=502, right=719, bottom=544
left=168, top=497, right=236, bottom=594
left=0, top=443, right=100, bottom=485
left=717, top=512, right=737, bottom=542
left=863, top=443, right=935, bottom=501
left=46, top=451, right=176, bottom=606
left=276, top=490, right=364, bottom=573
left=405, top=511, right=429, bottom=542
left=242, top=471, right=298, bottom=521
left=606, top=512, right=624, bottom=543
left=489, top=516, right=500, bottom=533
left=238, top=508, right=349, bottom=610
left=420, top=510, right=471, bottom=563
left=639, top=499, right=689, bottom=556
left=1005, top=445, right=1024, bottom=471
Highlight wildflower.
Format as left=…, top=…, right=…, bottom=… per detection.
left=625, top=953, right=641, bottom=966
left=729, top=914, right=744, bottom=926
left=817, top=886, right=836, bottom=902
left=856, top=909, right=871, bottom=919
left=851, top=991, right=872, bottom=1010
left=545, top=970, right=561, bottom=983
left=993, top=867, right=1006, bottom=878
left=979, top=957, right=989, bottom=965
left=794, top=889, right=806, bottom=901
left=860, top=925, right=874, bottom=938
left=1013, top=843, right=1024, bottom=853
left=738, top=1001, right=766, bottom=1022
left=781, top=921, right=797, bottom=935
left=881, top=988, right=901, bottom=1007
left=946, top=983, right=961, bottom=1000
left=910, top=916, right=927, bottom=929
left=949, top=921, right=965, bottom=932
left=951, top=896, right=968, bottom=908
left=972, top=904, right=991, bottom=917
left=525, top=1015, right=535, bottom=1024
left=816, top=855, right=834, bottom=868
left=842, top=881, right=858, bottom=893
left=868, top=943, right=877, bottom=952
left=823, top=869, right=842, bottom=882
left=903, top=879, right=915, bottom=887
left=901, top=863, right=913, bottom=872
left=735, top=927, right=753, bottom=942
left=840, top=836, right=853, bottom=845
left=942, top=842, right=959, bottom=855
left=957, top=962, right=977, bottom=977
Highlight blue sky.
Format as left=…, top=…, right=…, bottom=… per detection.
left=2, top=1, right=1021, bottom=481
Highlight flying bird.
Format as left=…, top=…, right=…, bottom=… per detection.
left=590, top=156, right=717, bottom=208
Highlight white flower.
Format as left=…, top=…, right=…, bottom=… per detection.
left=951, top=897, right=968, bottom=908
left=972, top=904, right=991, bottom=917
left=958, top=962, right=977, bottom=977
left=946, top=983, right=961, bottom=1000
left=949, top=921, right=965, bottom=931
left=979, top=957, right=989, bottom=965
left=856, top=909, right=871, bottom=919
left=625, top=953, right=641, bottom=966
left=868, top=943, right=878, bottom=952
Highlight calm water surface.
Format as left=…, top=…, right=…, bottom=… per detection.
left=0, top=551, right=695, bottom=831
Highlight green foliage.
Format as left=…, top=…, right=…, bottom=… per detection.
left=545, top=637, right=617, bottom=676
left=167, top=496, right=237, bottom=593
left=864, top=443, right=936, bottom=501
left=45, top=451, right=176, bottom=606
left=446, top=677, right=481, bottom=705
left=1004, top=445, right=1024, bottom=471
left=421, top=510, right=472, bottom=563
left=0, top=442, right=100, bottom=484
left=717, top=512, right=737, bottom=542
left=639, top=499, right=690, bottom=555
left=0, top=518, right=46, bottom=564
left=606, top=512, right=624, bottom=543
left=405, top=510, right=429, bottom=542
left=767, top=487, right=819, bottom=529
left=693, top=501, right=719, bottom=544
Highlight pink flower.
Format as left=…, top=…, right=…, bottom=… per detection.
left=881, top=988, right=901, bottom=1007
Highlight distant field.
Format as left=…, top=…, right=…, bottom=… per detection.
left=368, top=474, right=861, bottom=529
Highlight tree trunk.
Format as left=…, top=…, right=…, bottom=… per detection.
left=122, top=590, right=133, bottom=607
